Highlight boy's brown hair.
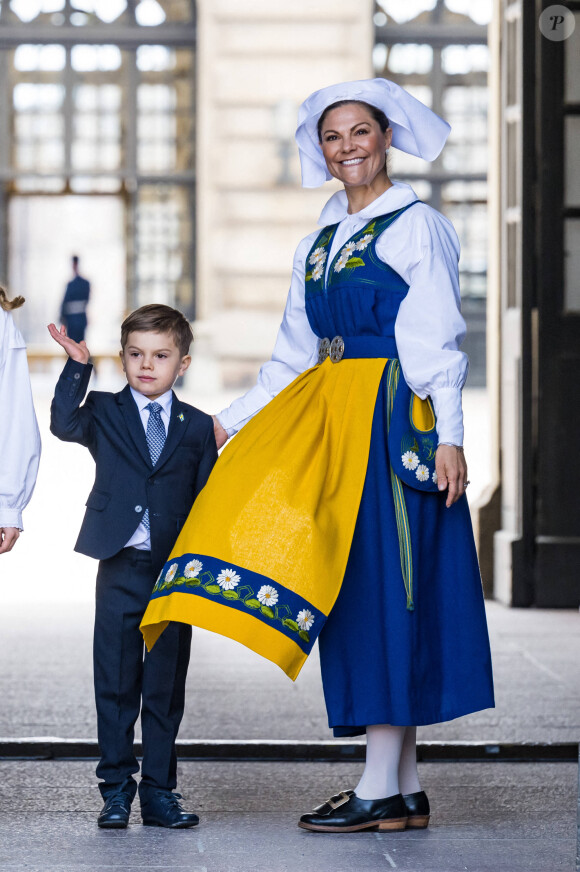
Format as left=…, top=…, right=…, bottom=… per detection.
left=121, top=304, right=193, bottom=357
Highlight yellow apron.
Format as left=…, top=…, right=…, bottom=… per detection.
left=141, top=357, right=388, bottom=680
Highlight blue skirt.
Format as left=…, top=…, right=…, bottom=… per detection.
left=318, top=375, right=495, bottom=736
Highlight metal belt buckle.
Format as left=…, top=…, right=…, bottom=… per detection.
left=329, top=335, right=344, bottom=363
left=317, top=337, right=330, bottom=365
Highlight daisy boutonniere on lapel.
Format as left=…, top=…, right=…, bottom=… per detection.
left=178, top=413, right=185, bottom=422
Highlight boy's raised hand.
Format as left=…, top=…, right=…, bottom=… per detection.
left=47, top=323, right=91, bottom=364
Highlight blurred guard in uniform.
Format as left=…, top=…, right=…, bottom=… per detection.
left=60, top=255, right=90, bottom=343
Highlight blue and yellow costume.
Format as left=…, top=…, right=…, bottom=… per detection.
left=141, top=203, right=494, bottom=735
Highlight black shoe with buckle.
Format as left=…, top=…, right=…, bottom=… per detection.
left=403, top=790, right=430, bottom=828
left=98, top=788, right=133, bottom=829
left=140, top=789, right=199, bottom=829
left=298, top=790, right=408, bottom=833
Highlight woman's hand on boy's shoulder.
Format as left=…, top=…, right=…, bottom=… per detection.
left=212, top=415, right=229, bottom=449
left=47, top=323, right=91, bottom=365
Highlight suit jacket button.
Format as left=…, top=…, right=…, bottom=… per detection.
left=135, top=505, right=142, bottom=512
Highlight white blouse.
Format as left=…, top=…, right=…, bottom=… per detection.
left=217, top=182, right=468, bottom=446
left=0, top=308, right=41, bottom=530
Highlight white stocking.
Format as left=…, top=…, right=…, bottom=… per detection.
left=354, top=724, right=405, bottom=800
left=397, top=726, right=421, bottom=795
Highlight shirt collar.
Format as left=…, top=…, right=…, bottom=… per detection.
left=317, top=180, right=418, bottom=227
left=130, top=386, right=173, bottom=417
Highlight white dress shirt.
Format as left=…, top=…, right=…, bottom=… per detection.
left=124, top=387, right=172, bottom=551
left=217, top=182, right=468, bottom=446
left=0, top=309, right=41, bottom=530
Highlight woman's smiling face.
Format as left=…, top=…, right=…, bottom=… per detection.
left=319, top=102, right=392, bottom=189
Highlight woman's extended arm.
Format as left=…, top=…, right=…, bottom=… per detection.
left=382, top=206, right=469, bottom=505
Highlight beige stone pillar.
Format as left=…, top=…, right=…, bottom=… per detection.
left=193, top=0, right=374, bottom=391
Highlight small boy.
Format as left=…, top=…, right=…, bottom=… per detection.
left=48, top=304, right=217, bottom=829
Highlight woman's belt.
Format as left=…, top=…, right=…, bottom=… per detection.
left=317, top=334, right=397, bottom=364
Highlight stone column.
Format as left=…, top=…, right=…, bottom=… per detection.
left=193, top=0, right=373, bottom=393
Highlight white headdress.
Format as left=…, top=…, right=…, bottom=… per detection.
left=295, top=78, right=451, bottom=188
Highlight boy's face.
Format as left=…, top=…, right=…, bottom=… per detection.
left=120, top=330, right=191, bottom=400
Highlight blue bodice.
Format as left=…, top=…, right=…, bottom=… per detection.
left=304, top=202, right=419, bottom=344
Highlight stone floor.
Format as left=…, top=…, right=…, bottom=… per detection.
left=0, top=759, right=576, bottom=872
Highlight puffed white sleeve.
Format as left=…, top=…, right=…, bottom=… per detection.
left=387, top=207, right=468, bottom=446
left=0, top=314, right=41, bottom=530
left=216, top=234, right=320, bottom=436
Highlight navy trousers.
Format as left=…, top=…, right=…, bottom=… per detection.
left=93, top=548, right=191, bottom=798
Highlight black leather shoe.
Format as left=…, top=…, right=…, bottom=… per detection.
left=140, top=790, right=199, bottom=828
left=98, top=789, right=133, bottom=829
left=403, top=790, right=430, bottom=828
left=299, top=790, right=407, bottom=832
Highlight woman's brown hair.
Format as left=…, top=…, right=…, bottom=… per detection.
left=317, top=100, right=390, bottom=142
left=0, top=287, right=25, bottom=312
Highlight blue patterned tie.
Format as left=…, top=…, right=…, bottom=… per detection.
left=142, top=401, right=166, bottom=531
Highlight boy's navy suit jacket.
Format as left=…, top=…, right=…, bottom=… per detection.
left=51, top=358, right=218, bottom=575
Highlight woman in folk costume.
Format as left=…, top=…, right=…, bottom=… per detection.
left=141, top=78, right=494, bottom=832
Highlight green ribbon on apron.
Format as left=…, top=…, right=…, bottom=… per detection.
left=386, top=359, right=415, bottom=611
